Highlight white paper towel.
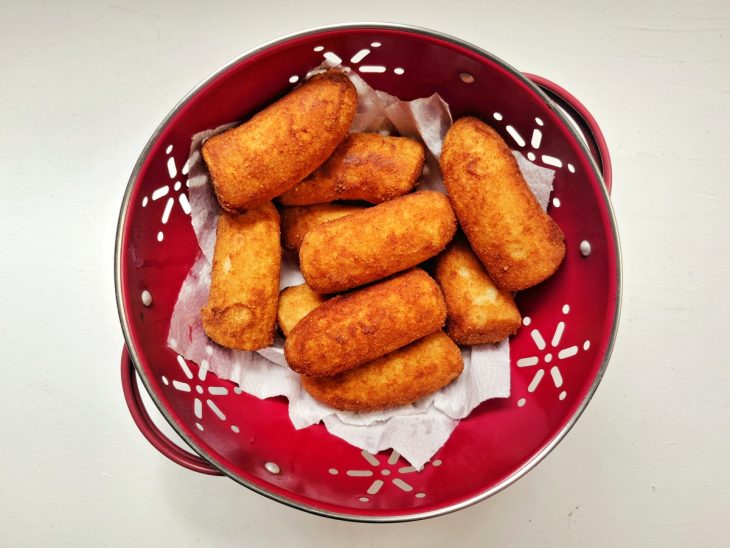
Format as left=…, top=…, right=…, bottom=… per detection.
left=167, top=66, right=556, bottom=469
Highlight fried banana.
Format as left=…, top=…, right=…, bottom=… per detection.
left=441, top=117, right=565, bottom=291
left=202, top=70, right=357, bottom=212
left=435, top=236, right=521, bottom=344
left=277, top=284, right=327, bottom=337
left=284, top=269, right=447, bottom=377
left=201, top=204, right=281, bottom=350
left=280, top=203, right=365, bottom=251
left=278, top=133, right=425, bottom=205
left=299, top=191, right=457, bottom=293
left=301, top=332, right=463, bottom=412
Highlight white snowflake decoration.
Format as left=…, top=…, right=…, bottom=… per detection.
left=515, top=304, right=591, bottom=406
left=328, top=449, right=442, bottom=502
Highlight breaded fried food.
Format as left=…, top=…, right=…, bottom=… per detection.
left=441, top=117, right=565, bottom=291
left=278, top=133, right=425, bottom=205
left=299, top=191, right=457, bottom=293
left=201, top=204, right=281, bottom=350
left=277, top=284, right=327, bottom=337
left=202, top=70, right=357, bottom=212
left=285, top=269, right=447, bottom=377
left=435, top=237, right=521, bottom=344
left=301, top=332, right=463, bottom=412
left=280, top=203, right=365, bottom=251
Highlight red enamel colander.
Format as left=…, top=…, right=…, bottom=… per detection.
left=116, top=23, right=620, bottom=522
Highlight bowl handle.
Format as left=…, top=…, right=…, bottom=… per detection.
left=525, top=74, right=613, bottom=194
left=121, top=346, right=223, bottom=475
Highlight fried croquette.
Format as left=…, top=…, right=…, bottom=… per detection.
left=440, top=117, right=565, bottom=291
left=277, top=284, right=327, bottom=337
left=201, top=204, right=281, bottom=350
left=301, top=332, right=463, bottom=412
left=278, top=133, right=425, bottom=206
left=435, top=237, right=521, bottom=344
left=299, top=191, right=457, bottom=293
left=202, top=70, right=357, bottom=212
left=284, top=268, right=447, bottom=377
left=280, top=203, right=365, bottom=251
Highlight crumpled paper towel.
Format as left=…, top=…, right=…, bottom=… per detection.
left=168, top=66, right=555, bottom=469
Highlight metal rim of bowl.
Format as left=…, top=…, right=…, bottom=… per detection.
left=114, top=21, right=622, bottom=523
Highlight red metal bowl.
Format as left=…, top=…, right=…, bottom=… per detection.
left=115, top=23, right=620, bottom=521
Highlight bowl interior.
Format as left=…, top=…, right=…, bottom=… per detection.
left=117, top=25, right=619, bottom=520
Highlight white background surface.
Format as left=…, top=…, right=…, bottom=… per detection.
left=1, top=1, right=728, bottom=546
